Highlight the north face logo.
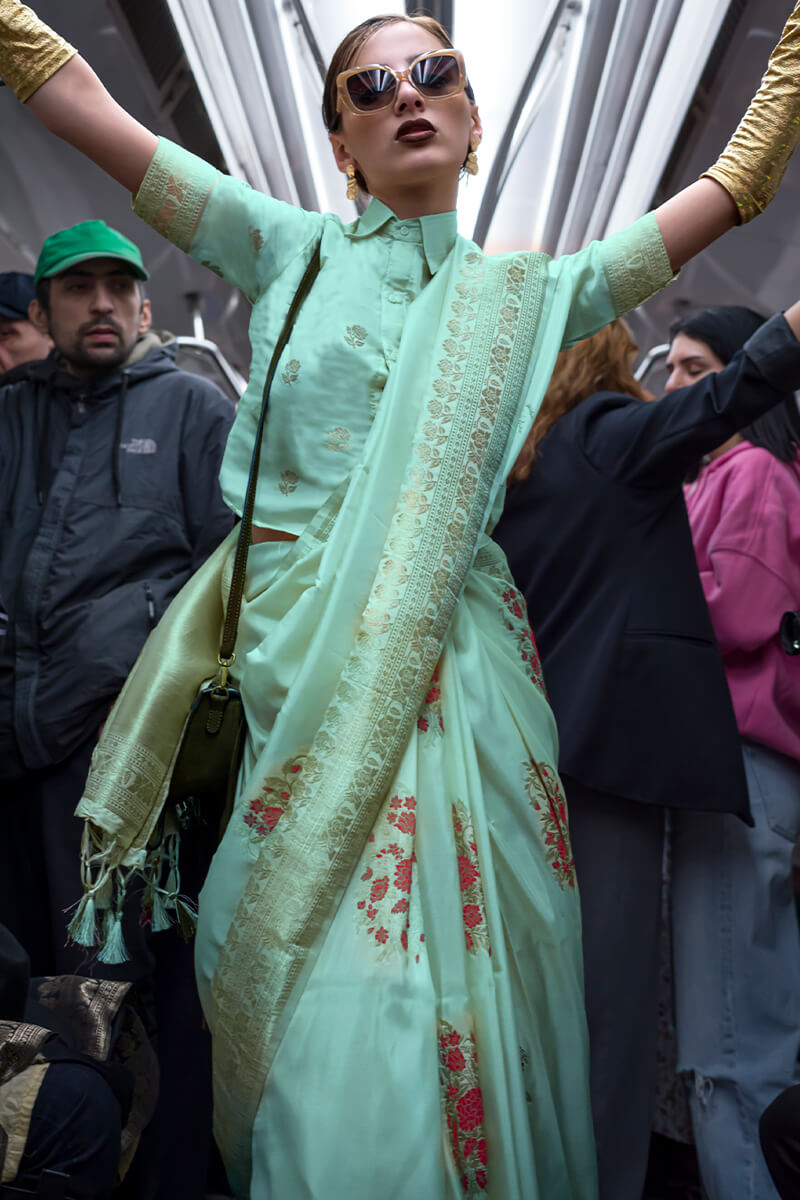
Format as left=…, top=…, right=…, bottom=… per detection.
left=120, top=438, right=157, bottom=454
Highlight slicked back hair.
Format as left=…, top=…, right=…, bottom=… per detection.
left=323, top=13, right=474, bottom=193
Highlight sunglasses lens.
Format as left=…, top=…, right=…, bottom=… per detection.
left=346, top=68, right=395, bottom=111
left=412, top=54, right=461, bottom=98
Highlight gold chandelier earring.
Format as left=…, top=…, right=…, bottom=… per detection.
left=346, top=163, right=359, bottom=201
left=465, top=140, right=479, bottom=176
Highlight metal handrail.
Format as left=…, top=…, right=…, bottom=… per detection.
left=472, top=0, right=576, bottom=248
left=634, top=343, right=669, bottom=382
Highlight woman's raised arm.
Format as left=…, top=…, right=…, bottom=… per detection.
left=26, top=57, right=157, bottom=194
left=1, top=1, right=157, bottom=193
left=654, top=2, right=800, bottom=272
left=653, top=179, right=738, bottom=274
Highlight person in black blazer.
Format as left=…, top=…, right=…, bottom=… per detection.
left=492, top=303, right=800, bottom=1200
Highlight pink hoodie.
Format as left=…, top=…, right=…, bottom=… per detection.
left=684, top=441, right=800, bottom=762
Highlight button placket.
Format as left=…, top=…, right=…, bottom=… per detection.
left=380, top=232, right=425, bottom=376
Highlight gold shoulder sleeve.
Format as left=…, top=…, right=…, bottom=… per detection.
left=703, top=3, right=800, bottom=223
left=0, top=0, right=76, bottom=103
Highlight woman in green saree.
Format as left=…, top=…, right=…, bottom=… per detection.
left=3, top=3, right=800, bottom=1196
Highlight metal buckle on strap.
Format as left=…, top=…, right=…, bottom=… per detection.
left=217, top=652, right=236, bottom=688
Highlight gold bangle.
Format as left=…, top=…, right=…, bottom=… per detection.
left=0, top=0, right=76, bottom=103
left=702, top=2, right=800, bottom=224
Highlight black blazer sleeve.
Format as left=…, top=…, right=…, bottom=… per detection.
left=576, top=313, right=800, bottom=488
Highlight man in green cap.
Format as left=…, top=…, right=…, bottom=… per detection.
left=0, top=219, right=234, bottom=971
left=29, top=219, right=151, bottom=373
left=0, top=219, right=235, bottom=1197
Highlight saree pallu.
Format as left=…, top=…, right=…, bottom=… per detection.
left=197, top=529, right=594, bottom=1200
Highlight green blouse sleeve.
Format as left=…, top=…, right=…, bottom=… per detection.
left=555, top=212, right=675, bottom=349
left=132, top=137, right=323, bottom=302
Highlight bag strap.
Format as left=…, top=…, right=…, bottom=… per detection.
left=217, top=241, right=322, bottom=680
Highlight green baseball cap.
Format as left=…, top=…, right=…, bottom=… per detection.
left=34, top=220, right=149, bottom=285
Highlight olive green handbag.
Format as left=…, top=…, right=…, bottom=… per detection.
left=167, top=244, right=321, bottom=837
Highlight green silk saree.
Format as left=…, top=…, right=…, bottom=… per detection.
left=76, top=139, right=674, bottom=1197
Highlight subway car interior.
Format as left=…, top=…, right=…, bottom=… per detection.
left=1, top=2, right=800, bottom=1199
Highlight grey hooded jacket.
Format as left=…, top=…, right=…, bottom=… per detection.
left=0, top=332, right=235, bottom=776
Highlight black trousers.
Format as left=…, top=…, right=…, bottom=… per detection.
left=563, top=776, right=665, bottom=1200
left=0, top=734, right=123, bottom=979
left=760, top=1084, right=800, bottom=1199
left=0, top=736, right=222, bottom=1200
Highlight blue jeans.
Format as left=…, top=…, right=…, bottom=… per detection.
left=672, top=741, right=800, bottom=1200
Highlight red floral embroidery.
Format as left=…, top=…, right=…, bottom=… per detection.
left=355, top=794, right=416, bottom=952
left=438, top=1021, right=489, bottom=1195
left=462, top=904, right=483, bottom=930
left=395, top=810, right=416, bottom=835
left=394, top=858, right=413, bottom=892
left=370, top=877, right=389, bottom=903
left=457, top=1088, right=484, bottom=1132
left=458, top=856, right=479, bottom=891
left=417, top=664, right=445, bottom=734
left=524, top=759, right=576, bottom=889
left=501, top=587, right=546, bottom=696
left=447, top=1047, right=466, bottom=1071
left=452, top=804, right=491, bottom=955
left=242, top=757, right=304, bottom=839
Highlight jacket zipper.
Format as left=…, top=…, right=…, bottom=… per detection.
left=144, top=582, right=157, bottom=630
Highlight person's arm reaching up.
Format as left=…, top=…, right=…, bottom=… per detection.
left=4, top=0, right=800, bottom=276
left=1, top=2, right=322, bottom=303
left=0, top=1, right=156, bottom=192
left=653, top=3, right=800, bottom=271
left=578, top=304, right=800, bottom=487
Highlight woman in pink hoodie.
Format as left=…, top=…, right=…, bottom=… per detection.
left=667, top=305, right=800, bottom=1200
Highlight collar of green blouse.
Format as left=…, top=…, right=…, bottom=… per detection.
left=346, top=196, right=458, bottom=274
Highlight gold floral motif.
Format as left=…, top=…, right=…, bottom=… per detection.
left=451, top=802, right=490, bottom=954
left=133, top=142, right=220, bottom=253
left=344, top=324, right=367, bottom=347
left=278, top=470, right=298, bottom=495
left=324, top=426, right=351, bottom=453
left=154, top=174, right=188, bottom=239
left=281, top=359, right=301, bottom=386
left=602, top=215, right=673, bottom=318
left=248, top=225, right=264, bottom=252
left=438, top=1020, right=488, bottom=1195
left=524, top=758, right=576, bottom=889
